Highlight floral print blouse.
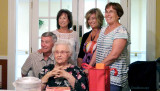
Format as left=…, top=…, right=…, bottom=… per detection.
left=39, top=64, right=89, bottom=91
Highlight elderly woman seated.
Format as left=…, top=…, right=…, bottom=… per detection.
left=39, top=40, right=88, bottom=91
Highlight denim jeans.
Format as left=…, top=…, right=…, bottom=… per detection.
left=110, top=84, right=122, bottom=91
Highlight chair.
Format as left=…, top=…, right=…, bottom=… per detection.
left=128, top=61, right=157, bottom=91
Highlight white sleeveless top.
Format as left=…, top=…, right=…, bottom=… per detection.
left=52, top=30, right=80, bottom=65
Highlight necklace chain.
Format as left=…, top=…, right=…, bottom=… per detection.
left=91, top=29, right=100, bottom=41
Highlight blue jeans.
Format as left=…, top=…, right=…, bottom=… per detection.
left=110, top=84, right=122, bottom=91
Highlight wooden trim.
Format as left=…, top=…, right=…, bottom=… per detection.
left=0, top=59, right=7, bottom=89
left=0, top=56, right=8, bottom=60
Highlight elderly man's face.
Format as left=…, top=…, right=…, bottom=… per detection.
left=54, top=44, right=71, bottom=64
left=41, top=36, right=54, bottom=53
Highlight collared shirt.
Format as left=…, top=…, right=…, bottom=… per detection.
left=21, top=51, right=54, bottom=77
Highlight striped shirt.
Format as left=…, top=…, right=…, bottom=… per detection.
left=96, top=25, right=130, bottom=87
left=21, top=52, right=54, bottom=77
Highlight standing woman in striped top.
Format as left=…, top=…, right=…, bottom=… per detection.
left=89, top=2, right=130, bottom=91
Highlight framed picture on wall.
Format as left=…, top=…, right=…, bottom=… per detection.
left=0, top=60, right=7, bottom=89
left=0, top=65, right=2, bottom=88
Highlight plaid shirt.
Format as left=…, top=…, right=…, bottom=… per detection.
left=21, top=52, right=54, bottom=77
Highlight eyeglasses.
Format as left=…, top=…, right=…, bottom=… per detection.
left=54, top=51, right=69, bottom=55
left=105, top=10, right=116, bottom=14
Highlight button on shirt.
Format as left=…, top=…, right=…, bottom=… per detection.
left=21, top=52, right=54, bottom=77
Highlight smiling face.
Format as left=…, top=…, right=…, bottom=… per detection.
left=41, top=36, right=54, bottom=53
left=88, top=13, right=98, bottom=29
left=105, top=6, right=119, bottom=25
left=58, top=13, right=70, bottom=28
left=54, top=44, right=71, bottom=65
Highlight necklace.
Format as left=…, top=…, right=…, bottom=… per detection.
left=91, top=29, right=100, bottom=41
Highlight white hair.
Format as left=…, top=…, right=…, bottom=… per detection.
left=52, top=40, right=73, bottom=55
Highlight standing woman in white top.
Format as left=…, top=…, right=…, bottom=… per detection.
left=53, top=9, right=80, bottom=65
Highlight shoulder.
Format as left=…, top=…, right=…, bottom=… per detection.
left=101, top=26, right=107, bottom=31
left=85, top=31, right=92, bottom=35
left=29, top=51, right=41, bottom=56
left=119, top=25, right=127, bottom=30
left=83, top=31, right=91, bottom=37
left=27, top=52, right=44, bottom=61
left=71, top=30, right=77, bottom=34
left=52, top=30, right=59, bottom=34
left=115, top=25, right=128, bottom=34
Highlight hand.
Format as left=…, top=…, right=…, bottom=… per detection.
left=83, top=69, right=88, bottom=76
left=45, top=66, right=64, bottom=78
left=38, top=49, right=43, bottom=53
left=54, top=69, right=71, bottom=79
left=77, top=58, right=83, bottom=68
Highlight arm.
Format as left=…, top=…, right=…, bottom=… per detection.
left=41, top=66, right=62, bottom=90
left=77, top=35, right=85, bottom=67
left=21, top=54, right=32, bottom=77
left=89, top=50, right=97, bottom=66
left=75, top=31, right=80, bottom=64
left=64, top=72, right=76, bottom=88
left=41, top=70, right=56, bottom=90
left=83, top=50, right=96, bottom=75
left=21, top=73, right=27, bottom=77
left=101, top=39, right=127, bottom=65
left=55, top=67, right=88, bottom=91
left=77, top=58, right=83, bottom=67
left=37, top=49, right=43, bottom=53
left=74, top=68, right=89, bottom=91
left=54, top=69, right=76, bottom=88
left=77, top=31, right=91, bottom=67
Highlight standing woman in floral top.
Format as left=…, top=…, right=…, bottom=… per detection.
left=77, top=8, right=104, bottom=68
left=89, top=2, right=130, bottom=91
left=39, top=41, right=88, bottom=91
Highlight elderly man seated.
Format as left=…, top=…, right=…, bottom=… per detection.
left=39, top=41, right=89, bottom=91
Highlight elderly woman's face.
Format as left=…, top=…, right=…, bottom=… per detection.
left=105, top=6, right=119, bottom=25
left=54, top=44, right=71, bottom=64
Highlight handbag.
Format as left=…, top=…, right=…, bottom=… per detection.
left=82, top=63, right=118, bottom=91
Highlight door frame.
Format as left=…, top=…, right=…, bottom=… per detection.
left=8, top=0, right=16, bottom=89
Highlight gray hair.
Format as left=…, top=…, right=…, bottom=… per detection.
left=41, top=32, right=57, bottom=43
left=52, top=40, right=73, bottom=55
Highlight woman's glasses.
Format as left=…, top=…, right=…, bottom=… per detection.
left=54, top=51, right=69, bottom=55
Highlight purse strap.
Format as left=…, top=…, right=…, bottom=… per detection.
left=81, top=63, right=93, bottom=69
left=110, top=68, right=118, bottom=76
left=82, top=63, right=118, bottom=76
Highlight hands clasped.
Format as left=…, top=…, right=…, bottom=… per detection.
left=46, top=66, right=70, bottom=79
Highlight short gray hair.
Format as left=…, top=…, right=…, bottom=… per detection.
left=41, top=32, right=57, bottom=43
left=52, top=40, right=73, bottom=55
